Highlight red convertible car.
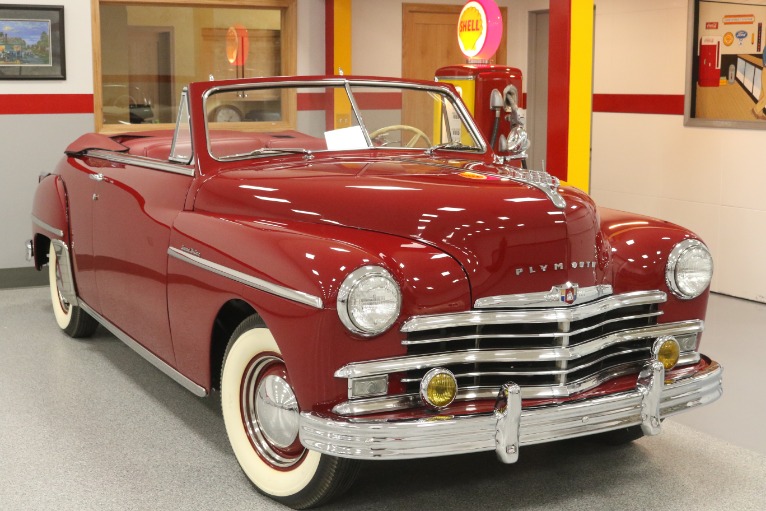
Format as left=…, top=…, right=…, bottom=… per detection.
left=29, top=76, right=722, bottom=508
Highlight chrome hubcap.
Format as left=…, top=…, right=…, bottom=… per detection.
left=242, top=356, right=304, bottom=468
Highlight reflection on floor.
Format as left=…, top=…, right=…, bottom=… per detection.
left=695, top=82, right=765, bottom=121
left=0, top=288, right=764, bottom=510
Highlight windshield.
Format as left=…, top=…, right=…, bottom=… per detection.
left=203, top=81, right=483, bottom=160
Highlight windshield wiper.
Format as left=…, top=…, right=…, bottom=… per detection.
left=427, top=142, right=478, bottom=153
left=222, top=147, right=314, bottom=160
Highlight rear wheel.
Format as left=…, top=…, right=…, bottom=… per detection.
left=48, top=242, right=97, bottom=338
left=220, top=315, right=360, bottom=509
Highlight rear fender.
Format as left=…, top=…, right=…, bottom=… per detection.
left=31, top=174, right=69, bottom=269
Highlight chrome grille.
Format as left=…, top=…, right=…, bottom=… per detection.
left=333, top=290, right=705, bottom=416
left=401, top=297, right=662, bottom=394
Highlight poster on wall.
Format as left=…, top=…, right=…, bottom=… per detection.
left=686, top=0, right=766, bottom=128
left=0, top=5, right=65, bottom=80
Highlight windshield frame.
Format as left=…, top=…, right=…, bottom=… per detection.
left=200, top=78, right=487, bottom=162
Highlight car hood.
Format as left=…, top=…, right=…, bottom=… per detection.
left=194, top=156, right=608, bottom=301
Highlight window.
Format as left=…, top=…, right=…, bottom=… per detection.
left=94, top=0, right=296, bottom=132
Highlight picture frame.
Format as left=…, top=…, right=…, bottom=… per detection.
left=0, top=4, right=65, bottom=80
left=685, top=0, right=766, bottom=129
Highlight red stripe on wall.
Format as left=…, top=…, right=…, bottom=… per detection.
left=0, top=94, right=94, bottom=115
left=546, top=0, right=571, bottom=182
left=297, top=92, right=327, bottom=111
left=592, top=94, right=684, bottom=115
left=298, top=92, right=403, bottom=111
left=354, top=92, right=402, bottom=110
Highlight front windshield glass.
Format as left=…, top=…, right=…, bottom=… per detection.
left=204, top=82, right=482, bottom=160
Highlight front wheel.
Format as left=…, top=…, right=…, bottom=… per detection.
left=48, top=242, right=97, bottom=338
left=220, top=315, right=360, bottom=509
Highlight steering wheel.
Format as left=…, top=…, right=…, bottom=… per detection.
left=114, top=94, right=137, bottom=108
left=370, top=125, right=432, bottom=148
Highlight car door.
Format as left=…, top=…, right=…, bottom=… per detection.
left=91, top=160, right=193, bottom=365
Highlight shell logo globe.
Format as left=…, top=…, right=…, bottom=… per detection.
left=458, top=5, right=484, bottom=53
left=457, top=0, right=502, bottom=60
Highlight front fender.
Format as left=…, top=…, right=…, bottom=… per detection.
left=599, top=207, right=710, bottom=324
left=167, top=211, right=471, bottom=409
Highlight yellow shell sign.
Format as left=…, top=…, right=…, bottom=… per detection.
left=458, top=5, right=484, bottom=54
left=457, top=0, right=502, bottom=60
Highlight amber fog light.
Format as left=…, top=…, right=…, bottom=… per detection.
left=653, top=336, right=680, bottom=370
left=420, top=368, right=457, bottom=408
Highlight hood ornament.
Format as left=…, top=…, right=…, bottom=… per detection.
left=498, top=166, right=566, bottom=209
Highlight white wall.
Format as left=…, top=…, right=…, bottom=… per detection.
left=591, top=0, right=766, bottom=303
left=351, top=0, right=543, bottom=78
left=0, top=0, right=324, bottom=271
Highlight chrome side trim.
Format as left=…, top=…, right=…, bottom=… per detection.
left=78, top=300, right=207, bottom=397
left=337, top=320, right=703, bottom=380
left=475, top=284, right=613, bottom=309
left=332, top=352, right=702, bottom=416
left=85, top=150, right=195, bottom=177
left=168, top=246, right=323, bottom=309
left=401, top=291, right=666, bottom=333
left=31, top=214, right=64, bottom=237
left=51, top=239, right=78, bottom=306
left=300, top=361, right=723, bottom=460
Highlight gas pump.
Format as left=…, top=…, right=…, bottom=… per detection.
left=435, top=0, right=530, bottom=166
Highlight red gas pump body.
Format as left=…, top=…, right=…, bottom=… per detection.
left=435, top=65, right=523, bottom=145
left=698, top=36, right=721, bottom=87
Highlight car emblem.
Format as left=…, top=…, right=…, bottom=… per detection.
left=557, top=282, right=579, bottom=305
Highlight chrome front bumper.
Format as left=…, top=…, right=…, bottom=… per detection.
left=299, top=360, right=722, bottom=462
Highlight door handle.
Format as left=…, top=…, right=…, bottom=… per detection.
left=89, top=173, right=104, bottom=181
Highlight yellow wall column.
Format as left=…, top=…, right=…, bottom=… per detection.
left=566, top=0, right=594, bottom=192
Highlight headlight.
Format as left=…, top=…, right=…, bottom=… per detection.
left=665, top=239, right=713, bottom=299
left=338, top=266, right=401, bottom=336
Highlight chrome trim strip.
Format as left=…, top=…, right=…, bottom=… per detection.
left=332, top=352, right=702, bottom=416
left=31, top=215, right=64, bottom=237
left=85, top=150, right=195, bottom=177
left=78, top=300, right=207, bottom=397
left=301, top=361, right=723, bottom=460
left=475, top=284, right=613, bottom=309
left=336, top=320, right=702, bottom=379
left=168, top=246, right=323, bottom=309
left=401, top=310, right=663, bottom=346
left=401, top=291, right=666, bottom=333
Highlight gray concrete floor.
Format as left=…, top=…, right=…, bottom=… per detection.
left=0, top=287, right=764, bottom=510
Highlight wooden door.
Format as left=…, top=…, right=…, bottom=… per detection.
left=402, top=3, right=507, bottom=131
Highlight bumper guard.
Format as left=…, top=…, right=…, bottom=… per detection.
left=299, top=360, right=722, bottom=462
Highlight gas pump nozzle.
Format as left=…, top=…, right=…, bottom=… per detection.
left=489, top=89, right=504, bottom=150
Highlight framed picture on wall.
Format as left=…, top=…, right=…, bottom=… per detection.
left=685, top=0, right=766, bottom=129
left=0, top=5, right=65, bottom=80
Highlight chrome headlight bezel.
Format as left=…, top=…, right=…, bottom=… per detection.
left=337, top=265, right=401, bottom=337
left=665, top=239, right=713, bottom=300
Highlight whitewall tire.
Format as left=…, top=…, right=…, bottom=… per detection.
left=220, top=315, right=359, bottom=509
left=48, top=242, right=97, bottom=338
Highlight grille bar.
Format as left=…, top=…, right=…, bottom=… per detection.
left=401, top=291, right=666, bottom=333
left=334, top=320, right=703, bottom=379
left=402, top=311, right=663, bottom=345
